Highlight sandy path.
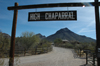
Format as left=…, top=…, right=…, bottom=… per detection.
left=18, top=47, right=86, bottom=66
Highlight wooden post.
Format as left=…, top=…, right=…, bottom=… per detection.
left=9, top=3, right=18, bottom=66
left=93, top=53, right=96, bottom=66
left=35, top=46, right=37, bottom=55
left=94, top=0, right=100, bottom=66
left=86, top=52, right=88, bottom=65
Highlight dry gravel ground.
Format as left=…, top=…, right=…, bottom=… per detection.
left=1, top=46, right=86, bottom=66
left=18, top=46, right=86, bottom=66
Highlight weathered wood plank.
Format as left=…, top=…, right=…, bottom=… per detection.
left=7, top=2, right=100, bottom=10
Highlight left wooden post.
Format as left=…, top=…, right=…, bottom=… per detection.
left=9, top=2, right=18, bottom=66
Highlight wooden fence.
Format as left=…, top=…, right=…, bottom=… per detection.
left=74, top=49, right=97, bottom=66
left=0, top=46, right=53, bottom=57
left=85, top=52, right=97, bottom=66
left=14, top=46, right=53, bottom=56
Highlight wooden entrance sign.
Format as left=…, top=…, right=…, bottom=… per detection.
left=7, top=1, right=100, bottom=66
left=28, top=11, right=77, bottom=21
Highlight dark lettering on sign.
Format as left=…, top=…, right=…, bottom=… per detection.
left=28, top=11, right=77, bottom=21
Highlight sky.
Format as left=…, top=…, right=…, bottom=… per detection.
left=0, top=0, right=99, bottom=39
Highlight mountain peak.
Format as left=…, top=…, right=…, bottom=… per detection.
left=56, top=27, right=72, bottom=34
left=61, top=27, right=70, bottom=31
left=46, top=27, right=95, bottom=42
left=62, top=27, right=69, bottom=30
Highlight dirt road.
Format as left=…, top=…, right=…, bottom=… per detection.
left=18, top=47, right=86, bottom=66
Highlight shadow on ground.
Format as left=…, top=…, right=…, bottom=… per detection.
left=80, top=64, right=92, bottom=66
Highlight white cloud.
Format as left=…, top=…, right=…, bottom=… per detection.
left=78, top=28, right=95, bottom=33
left=78, top=20, right=95, bottom=34
left=80, top=0, right=94, bottom=2
left=87, top=20, right=95, bottom=27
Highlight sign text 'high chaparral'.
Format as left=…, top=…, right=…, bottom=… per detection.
left=28, top=11, right=77, bottom=21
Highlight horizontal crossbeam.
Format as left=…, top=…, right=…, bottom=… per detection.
left=8, top=2, right=100, bottom=10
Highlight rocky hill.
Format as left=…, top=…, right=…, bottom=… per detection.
left=36, top=33, right=46, bottom=39
left=46, top=28, right=95, bottom=42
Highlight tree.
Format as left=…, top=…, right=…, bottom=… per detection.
left=40, top=39, right=51, bottom=47
left=54, top=38, right=62, bottom=46
left=87, top=42, right=96, bottom=53
left=0, top=32, right=10, bottom=57
left=20, top=31, right=40, bottom=56
left=74, top=42, right=96, bottom=57
left=35, top=39, right=52, bottom=54
left=65, top=43, right=74, bottom=48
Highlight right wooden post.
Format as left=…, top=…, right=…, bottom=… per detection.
left=94, top=0, right=100, bottom=66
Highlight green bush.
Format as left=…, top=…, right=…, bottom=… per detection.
left=65, top=43, right=74, bottom=48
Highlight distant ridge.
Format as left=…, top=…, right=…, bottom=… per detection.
left=46, top=28, right=95, bottom=42
left=36, top=33, right=46, bottom=39
left=0, top=32, right=10, bottom=39
left=0, top=28, right=95, bottom=42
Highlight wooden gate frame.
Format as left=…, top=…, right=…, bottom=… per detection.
left=7, top=0, right=100, bottom=66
